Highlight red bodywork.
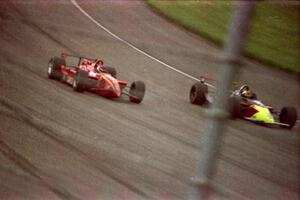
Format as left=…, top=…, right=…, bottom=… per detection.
left=240, top=101, right=273, bottom=118
left=60, top=64, right=127, bottom=98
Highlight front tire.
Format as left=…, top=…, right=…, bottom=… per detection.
left=129, top=81, right=146, bottom=104
left=47, top=57, right=65, bottom=80
left=73, top=70, right=89, bottom=93
left=189, top=82, right=208, bottom=105
left=279, top=106, right=297, bottom=129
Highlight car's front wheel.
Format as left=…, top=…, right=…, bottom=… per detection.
left=129, top=81, right=146, bottom=104
left=279, top=106, right=297, bottom=129
left=73, top=70, right=89, bottom=93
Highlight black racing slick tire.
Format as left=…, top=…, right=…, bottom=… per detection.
left=189, top=82, right=208, bottom=105
left=60, top=73, right=68, bottom=83
left=73, top=70, right=89, bottom=93
left=228, top=96, right=242, bottom=119
left=129, top=81, right=146, bottom=104
left=279, top=106, right=297, bottom=129
left=47, top=56, right=66, bottom=80
left=103, top=66, right=117, bottom=78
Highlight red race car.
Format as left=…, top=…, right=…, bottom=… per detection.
left=47, top=53, right=146, bottom=104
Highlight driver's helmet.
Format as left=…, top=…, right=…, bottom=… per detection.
left=93, top=58, right=104, bottom=73
left=95, top=58, right=104, bottom=65
left=239, top=85, right=253, bottom=98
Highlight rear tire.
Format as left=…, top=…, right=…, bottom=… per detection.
left=279, top=106, right=297, bottom=129
left=103, top=66, right=117, bottom=78
left=189, top=82, right=208, bottom=105
left=73, top=70, right=89, bottom=93
left=228, top=96, right=241, bottom=119
left=60, top=73, right=68, bottom=83
left=129, top=81, right=146, bottom=104
left=47, top=57, right=65, bottom=80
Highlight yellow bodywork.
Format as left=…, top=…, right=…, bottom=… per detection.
left=250, top=105, right=274, bottom=123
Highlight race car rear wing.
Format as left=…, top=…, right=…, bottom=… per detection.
left=61, top=53, right=97, bottom=66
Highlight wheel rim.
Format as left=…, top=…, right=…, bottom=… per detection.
left=130, top=83, right=136, bottom=95
left=190, top=87, right=196, bottom=100
left=48, top=62, right=53, bottom=75
left=73, top=79, right=78, bottom=88
left=280, top=109, right=287, bottom=122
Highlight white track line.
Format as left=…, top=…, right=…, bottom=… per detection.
left=71, top=0, right=300, bottom=124
left=70, top=0, right=215, bottom=88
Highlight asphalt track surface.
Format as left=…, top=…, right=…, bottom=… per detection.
left=0, top=1, right=299, bottom=199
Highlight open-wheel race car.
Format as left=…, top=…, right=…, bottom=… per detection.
left=47, top=53, right=146, bottom=104
left=189, top=78, right=298, bottom=129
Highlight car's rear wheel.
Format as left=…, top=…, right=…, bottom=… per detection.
left=103, top=66, right=117, bottom=78
left=73, top=70, right=89, bottom=93
left=47, top=57, right=65, bottom=80
left=228, top=96, right=241, bottom=119
left=129, top=81, right=146, bottom=104
left=279, top=106, right=297, bottom=129
left=189, top=82, right=208, bottom=105
left=60, top=73, right=68, bottom=83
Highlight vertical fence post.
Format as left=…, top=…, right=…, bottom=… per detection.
left=188, top=1, right=256, bottom=199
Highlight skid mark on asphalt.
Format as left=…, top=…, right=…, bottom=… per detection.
left=220, top=151, right=299, bottom=193
left=0, top=139, right=80, bottom=200
left=0, top=97, right=150, bottom=199
left=4, top=2, right=79, bottom=57
left=0, top=99, right=81, bottom=200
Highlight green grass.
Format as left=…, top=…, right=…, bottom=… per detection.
left=146, top=0, right=300, bottom=73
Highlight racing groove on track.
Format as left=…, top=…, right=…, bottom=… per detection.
left=0, top=1, right=299, bottom=199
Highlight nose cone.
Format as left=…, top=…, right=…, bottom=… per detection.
left=252, top=105, right=274, bottom=123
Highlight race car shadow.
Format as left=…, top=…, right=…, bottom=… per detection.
left=105, top=95, right=133, bottom=105
left=85, top=90, right=135, bottom=105
left=227, top=117, right=298, bottom=139
left=54, top=79, right=137, bottom=105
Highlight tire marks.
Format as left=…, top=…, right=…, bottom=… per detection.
left=0, top=98, right=81, bottom=200
left=0, top=97, right=150, bottom=199
left=0, top=139, right=80, bottom=200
